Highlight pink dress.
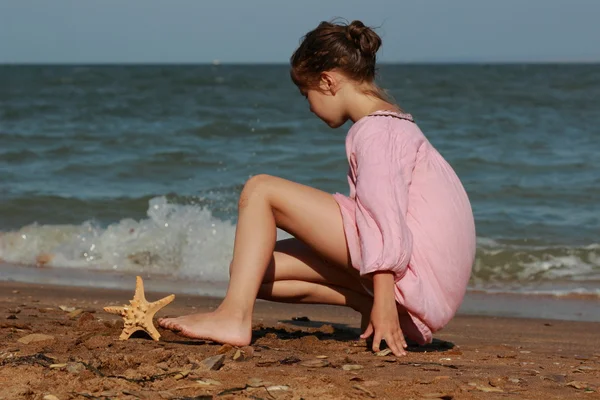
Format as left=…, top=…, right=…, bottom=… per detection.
left=333, top=111, right=476, bottom=345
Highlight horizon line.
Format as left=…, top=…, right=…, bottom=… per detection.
left=1, top=60, right=600, bottom=66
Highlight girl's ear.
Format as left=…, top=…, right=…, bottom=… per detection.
left=319, top=72, right=338, bottom=95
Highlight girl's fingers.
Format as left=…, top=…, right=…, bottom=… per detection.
left=369, top=326, right=408, bottom=356
left=387, top=336, right=403, bottom=356
left=394, top=333, right=408, bottom=356
left=360, top=323, right=374, bottom=339
left=398, top=332, right=407, bottom=348
left=392, top=326, right=407, bottom=348
left=372, top=332, right=383, bottom=352
left=392, top=331, right=407, bottom=355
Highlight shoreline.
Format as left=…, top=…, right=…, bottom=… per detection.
left=1, top=280, right=599, bottom=399
left=2, top=262, right=599, bottom=323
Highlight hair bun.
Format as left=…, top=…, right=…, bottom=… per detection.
left=345, top=20, right=381, bottom=58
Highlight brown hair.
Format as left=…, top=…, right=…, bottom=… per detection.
left=290, top=19, right=393, bottom=102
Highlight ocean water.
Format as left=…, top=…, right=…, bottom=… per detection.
left=0, top=64, right=599, bottom=299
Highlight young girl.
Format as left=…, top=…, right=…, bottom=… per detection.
left=159, top=20, right=476, bottom=357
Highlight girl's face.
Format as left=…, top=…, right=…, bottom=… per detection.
left=299, top=73, right=348, bottom=128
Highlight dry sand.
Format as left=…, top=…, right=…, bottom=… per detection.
left=1, top=281, right=599, bottom=399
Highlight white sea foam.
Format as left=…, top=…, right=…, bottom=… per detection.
left=0, top=196, right=291, bottom=282
left=0, top=197, right=597, bottom=297
left=473, top=237, right=600, bottom=283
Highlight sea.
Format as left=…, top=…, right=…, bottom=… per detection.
left=1, top=64, right=599, bottom=320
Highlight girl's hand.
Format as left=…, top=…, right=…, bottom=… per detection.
left=360, top=272, right=407, bottom=356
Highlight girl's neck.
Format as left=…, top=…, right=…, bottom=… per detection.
left=345, top=87, right=399, bottom=123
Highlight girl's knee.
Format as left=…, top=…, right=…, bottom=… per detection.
left=239, top=174, right=274, bottom=209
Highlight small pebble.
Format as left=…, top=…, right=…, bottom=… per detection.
left=567, top=381, right=590, bottom=390
left=66, top=362, right=85, bottom=374
left=217, top=344, right=233, bottom=354
left=376, top=349, right=393, bottom=357
left=266, top=385, right=289, bottom=391
left=342, top=364, right=364, bottom=371
left=201, top=354, right=225, bottom=371
left=472, top=384, right=503, bottom=393
left=421, top=392, right=453, bottom=399
left=67, top=309, right=84, bottom=319
left=173, top=370, right=190, bottom=380
left=233, top=349, right=249, bottom=361
left=17, top=334, right=55, bottom=344
left=196, top=378, right=222, bottom=386
left=247, top=377, right=264, bottom=388
left=574, top=355, right=591, bottom=361
left=353, top=384, right=375, bottom=398
left=300, top=359, right=329, bottom=368
left=156, top=362, right=169, bottom=371
left=256, top=359, right=277, bottom=367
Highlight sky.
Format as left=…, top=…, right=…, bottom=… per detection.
left=0, top=0, right=598, bottom=64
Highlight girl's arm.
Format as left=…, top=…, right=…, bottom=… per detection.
left=354, top=128, right=414, bottom=280
left=352, top=124, right=419, bottom=356
left=360, top=271, right=407, bottom=356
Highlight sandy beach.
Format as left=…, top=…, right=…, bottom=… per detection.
left=2, top=58, right=600, bottom=400
left=1, top=281, right=599, bottom=400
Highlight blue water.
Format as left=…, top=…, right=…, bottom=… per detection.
left=0, top=64, right=599, bottom=297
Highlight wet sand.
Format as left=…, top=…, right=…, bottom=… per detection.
left=1, top=281, right=599, bottom=399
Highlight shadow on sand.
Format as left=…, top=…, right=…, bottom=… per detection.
left=155, top=317, right=455, bottom=352
left=252, top=318, right=455, bottom=353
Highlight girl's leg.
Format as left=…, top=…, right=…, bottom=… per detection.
left=158, top=175, right=361, bottom=345
left=259, top=238, right=408, bottom=335
left=258, top=238, right=374, bottom=331
left=260, top=279, right=373, bottom=332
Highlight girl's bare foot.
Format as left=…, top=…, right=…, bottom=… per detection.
left=158, top=309, right=252, bottom=346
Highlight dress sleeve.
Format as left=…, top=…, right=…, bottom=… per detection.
left=354, top=128, right=414, bottom=280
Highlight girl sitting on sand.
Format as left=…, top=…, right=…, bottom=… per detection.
left=159, top=20, right=476, bottom=357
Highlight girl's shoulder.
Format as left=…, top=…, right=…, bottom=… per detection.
left=365, top=110, right=415, bottom=123
left=348, top=110, right=424, bottom=146
left=352, top=110, right=415, bottom=129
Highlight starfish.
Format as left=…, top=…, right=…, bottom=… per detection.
left=103, top=276, right=175, bottom=341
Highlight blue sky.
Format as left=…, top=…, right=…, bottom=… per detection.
left=0, top=0, right=598, bottom=63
